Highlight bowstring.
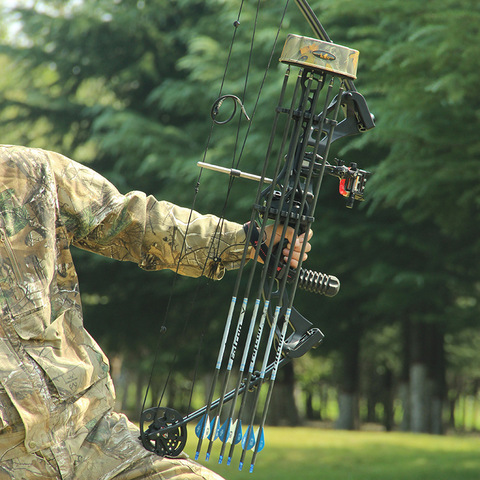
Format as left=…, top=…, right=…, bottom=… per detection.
left=233, top=0, right=291, bottom=171
left=204, top=0, right=262, bottom=266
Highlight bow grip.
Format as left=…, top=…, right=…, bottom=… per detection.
left=244, top=223, right=340, bottom=296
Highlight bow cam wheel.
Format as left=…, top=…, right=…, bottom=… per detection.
left=140, top=407, right=187, bottom=458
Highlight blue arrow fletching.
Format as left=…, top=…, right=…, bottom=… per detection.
left=211, top=417, right=220, bottom=441
left=241, top=425, right=256, bottom=450
left=234, top=420, right=243, bottom=444
left=218, top=419, right=231, bottom=442
left=195, top=414, right=210, bottom=439
left=256, top=427, right=265, bottom=452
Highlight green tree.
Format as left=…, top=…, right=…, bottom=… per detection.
left=315, top=0, right=480, bottom=431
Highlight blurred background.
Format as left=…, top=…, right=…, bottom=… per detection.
left=0, top=0, right=479, bottom=441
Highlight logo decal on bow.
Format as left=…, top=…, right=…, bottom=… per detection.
left=140, top=0, right=374, bottom=472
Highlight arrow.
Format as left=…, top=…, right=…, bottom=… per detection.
left=239, top=426, right=265, bottom=471
left=198, top=162, right=273, bottom=184
left=218, top=418, right=243, bottom=464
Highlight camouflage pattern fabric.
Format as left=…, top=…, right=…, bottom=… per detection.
left=0, top=411, right=227, bottom=480
left=280, top=34, right=359, bottom=79
left=0, top=145, right=247, bottom=478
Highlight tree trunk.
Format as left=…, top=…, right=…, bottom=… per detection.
left=337, top=392, right=358, bottom=430
left=305, top=391, right=315, bottom=420
left=382, top=367, right=395, bottom=431
left=398, top=381, right=409, bottom=431
left=336, top=332, right=360, bottom=430
left=408, top=320, right=446, bottom=434
left=365, top=362, right=379, bottom=423
left=133, top=371, right=147, bottom=423
left=410, top=322, right=429, bottom=433
left=410, top=362, right=429, bottom=432
left=428, top=326, right=446, bottom=434
left=399, top=319, right=411, bottom=431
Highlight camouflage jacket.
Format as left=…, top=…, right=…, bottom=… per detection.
left=0, top=145, right=248, bottom=459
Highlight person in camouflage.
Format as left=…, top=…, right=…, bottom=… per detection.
left=0, top=145, right=311, bottom=480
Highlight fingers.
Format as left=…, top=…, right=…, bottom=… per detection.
left=283, top=229, right=313, bottom=268
left=251, top=224, right=313, bottom=269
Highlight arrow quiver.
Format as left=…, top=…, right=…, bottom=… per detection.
left=140, top=1, right=374, bottom=471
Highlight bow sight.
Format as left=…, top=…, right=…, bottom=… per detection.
left=300, top=153, right=371, bottom=208
left=327, top=159, right=371, bottom=208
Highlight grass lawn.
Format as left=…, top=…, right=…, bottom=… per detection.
left=186, top=425, right=480, bottom=480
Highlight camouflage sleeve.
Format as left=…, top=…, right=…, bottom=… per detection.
left=48, top=150, right=249, bottom=279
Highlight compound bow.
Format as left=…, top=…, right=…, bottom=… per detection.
left=140, top=0, right=374, bottom=472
